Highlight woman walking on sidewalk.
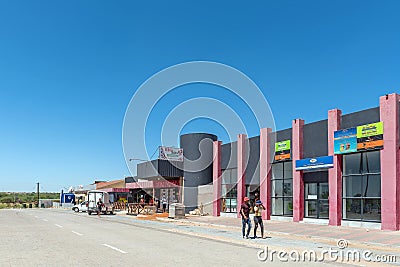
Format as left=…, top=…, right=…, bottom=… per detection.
left=240, top=197, right=252, bottom=239
left=253, top=200, right=265, bottom=239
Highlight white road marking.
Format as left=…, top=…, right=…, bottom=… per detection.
left=42, top=219, right=48, bottom=222
left=34, top=216, right=39, bottom=218
left=54, top=224, right=63, bottom=228
left=72, top=231, right=83, bottom=236
left=102, top=244, right=127, bottom=254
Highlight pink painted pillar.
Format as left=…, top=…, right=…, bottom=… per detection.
left=292, top=119, right=304, bottom=222
left=237, top=134, right=247, bottom=218
left=260, top=128, right=272, bottom=220
left=213, top=141, right=222, bottom=217
left=328, top=109, right=343, bottom=226
left=380, top=93, right=400, bottom=231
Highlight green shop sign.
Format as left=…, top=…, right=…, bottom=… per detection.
left=275, top=140, right=291, bottom=152
left=356, top=122, right=383, bottom=138
left=275, top=140, right=291, bottom=161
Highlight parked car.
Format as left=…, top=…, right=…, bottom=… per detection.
left=72, top=201, right=88, bottom=213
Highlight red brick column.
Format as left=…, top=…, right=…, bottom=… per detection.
left=213, top=141, right=222, bottom=217
left=380, top=93, right=400, bottom=231
left=328, top=109, right=343, bottom=226
left=260, top=128, right=272, bottom=220
left=237, top=134, right=247, bottom=218
left=292, top=119, right=304, bottom=222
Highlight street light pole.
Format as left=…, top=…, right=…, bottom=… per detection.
left=36, top=182, right=40, bottom=208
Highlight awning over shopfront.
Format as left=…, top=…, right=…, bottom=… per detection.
left=102, top=188, right=130, bottom=193
left=126, top=179, right=180, bottom=189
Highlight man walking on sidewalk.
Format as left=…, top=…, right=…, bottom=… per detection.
left=253, top=200, right=265, bottom=239
left=240, top=197, right=252, bottom=239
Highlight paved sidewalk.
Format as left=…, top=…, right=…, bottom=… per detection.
left=175, top=215, right=400, bottom=249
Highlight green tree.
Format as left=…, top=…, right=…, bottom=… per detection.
left=0, top=196, right=14, bottom=203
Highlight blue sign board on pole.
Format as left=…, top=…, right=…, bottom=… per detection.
left=295, top=156, right=334, bottom=171
left=334, top=127, right=357, bottom=154
left=61, top=193, right=75, bottom=204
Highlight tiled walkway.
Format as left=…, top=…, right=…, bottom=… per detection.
left=185, top=216, right=400, bottom=248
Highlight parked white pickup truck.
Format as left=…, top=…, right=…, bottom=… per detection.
left=72, top=201, right=88, bottom=212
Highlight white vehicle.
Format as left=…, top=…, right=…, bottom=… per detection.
left=72, top=201, right=88, bottom=213
left=87, top=190, right=114, bottom=215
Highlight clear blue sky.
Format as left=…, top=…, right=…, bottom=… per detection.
left=0, top=1, right=399, bottom=192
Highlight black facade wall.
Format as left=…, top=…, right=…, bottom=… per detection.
left=303, top=171, right=329, bottom=183
left=137, top=160, right=159, bottom=178
left=245, top=136, right=260, bottom=185
left=303, top=120, right=328, bottom=158
left=125, top=176, right=136, bottom=183
left=341, top=107, right=380, bottom=129
left=137, top=159, right=183, bottom=179
left=221, top=141, right=237, bottom=170
left=180, top=133, right=217, bottom=212
left=157, top=160, right=183, bottom=177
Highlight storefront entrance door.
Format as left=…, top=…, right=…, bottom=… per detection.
left=159, top=188, right=178, bottom=207
left=304, top=182, right=329, bottom=219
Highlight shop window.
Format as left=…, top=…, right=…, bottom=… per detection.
left=221, top=168, right=238, bottom=213
left=271, top=162, right=293, bottom=216
left=342, top=151, right=381, bottom=222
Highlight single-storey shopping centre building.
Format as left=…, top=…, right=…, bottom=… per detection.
left=125, top=93, right=400, bottom=231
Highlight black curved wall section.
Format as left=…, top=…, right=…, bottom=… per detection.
left=180, top=133, right=217, bottom=211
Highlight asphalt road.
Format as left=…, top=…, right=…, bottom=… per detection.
left=0, top=209, right=347, bottom=266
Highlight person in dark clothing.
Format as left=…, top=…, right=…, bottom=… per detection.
left=97, top=198, right=103, bottom=217
left=240, top=197, right=252, bottom=239
left=253, top=200, right=265, bottom=238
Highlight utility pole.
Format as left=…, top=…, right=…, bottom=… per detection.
left=36, top=182, right=40, bottom=208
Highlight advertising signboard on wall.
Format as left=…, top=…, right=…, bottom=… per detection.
left=356, top=122, right=384, bottom=151
left=159, top=146, right=184, bottom=161
left=275, top=140, right=291, bottom=161
left=334, top=122, right=384, bottom=154
left=295, top=156, right=334, bottom=171
left=334, top=127, right=357, bottom=154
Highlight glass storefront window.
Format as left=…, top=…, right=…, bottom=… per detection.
left=362, top=151, right=381, bottom=174
left=362, top=175, right=381, bottom=198
left=283, top=198, right=293, bottom=215
left=284, top=161, right=292, bottom=178
left=343, top=198, right=362, bottom=220
left=305, top=183, right=317, bottom=198
left=305, top=182, right=328, bottom=219
left=343, top=153, right=362, bottom=175
left=343, top=151, right=381, bottom=175
left=319, top=200, right=329, bottom=219
left=271, top=162, right=293, bottom=216
left=362, top=199, right=381, bottom=222
left=343, top=176, right=362, bottom=198
left=305, top=201, right=317, bottom=218
left=272, top=180, right=283, bottom=198
left=342, top=151, right=381, bottom=222
left=272, top=197, right=283, bottom=215
left=319, top=184, right=329, bottom=200
left=272, top=163, right=284, bottom=179
left=221, top=168, right=238, bottom=213
left=283, top=180, right=293, bottom=197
